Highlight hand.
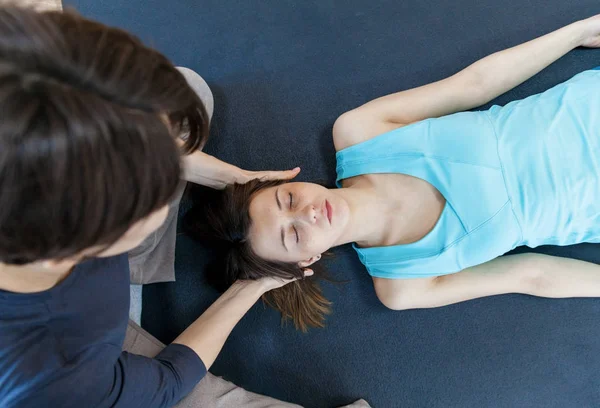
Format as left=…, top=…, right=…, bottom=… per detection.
left=236, top=166, right=301, bottom=184
left=261, top=269, right=314, bottom=291
left=240, top=269, right=314, bottom=294
left=576, top=14, right=600, bottom=48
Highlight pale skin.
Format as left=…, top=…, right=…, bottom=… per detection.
left=249, top=14, right=600, bottom=311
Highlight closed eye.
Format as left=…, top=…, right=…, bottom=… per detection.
left=293, top=226, right=299, bottom=243
left=289, top=192, right=293, bottom=209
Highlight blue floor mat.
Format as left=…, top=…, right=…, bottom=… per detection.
left=64, top=1, right=600, bottom=406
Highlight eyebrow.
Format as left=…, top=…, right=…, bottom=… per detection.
left=275, top=188, right=288, bottom=251
left=275, top=187, right=282, bottom=210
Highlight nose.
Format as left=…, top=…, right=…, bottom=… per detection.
left=295, top=204, right=317, bottom=224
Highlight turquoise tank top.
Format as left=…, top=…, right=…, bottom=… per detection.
left=336, top=68, right=600, bottom=279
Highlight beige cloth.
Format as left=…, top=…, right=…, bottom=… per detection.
left=124, top=321, right=371, bottom=408
left=123, top=321, right=304, bottom=408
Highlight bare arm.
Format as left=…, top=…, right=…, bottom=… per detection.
left=180, top=149, right=244, bottom=189
left=171, top=280, right=263, bottom=369
left=368, top=22, right=584, bottom=123
left=375, top=253, right=600, bottom=310
left=335, top=15, right=600, bottom=149
left=177, top=140, right=300, bottom=189
left=172, top=274, right=309, bottom=370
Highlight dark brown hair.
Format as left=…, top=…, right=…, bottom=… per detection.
left=184, top=180, right=332, bottom=332
left=0, top=6, right=210, bottom=264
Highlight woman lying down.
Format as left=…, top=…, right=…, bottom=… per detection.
left=185, top=14, right=600, bottom=331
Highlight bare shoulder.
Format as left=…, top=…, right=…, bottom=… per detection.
left=332, top=109, right=405, bottom=152
left=372, top=275, right=436, bottom=310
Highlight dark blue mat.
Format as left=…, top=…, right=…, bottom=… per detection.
left=64, top=1, right=600, bottom=406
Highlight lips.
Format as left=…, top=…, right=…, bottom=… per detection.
left=325, top=200, right=333, bottom=224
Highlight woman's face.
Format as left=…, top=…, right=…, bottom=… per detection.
left=248, top=182, right=350, bottom=265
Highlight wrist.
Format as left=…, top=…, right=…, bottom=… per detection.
left=181, top=150, right=243, bottom=188
left=230, top=279, right=268, bottom=297
left=215, top=163, right=243, bottom=186
left=568, top=20, right=588, bottom=48
left=229, top=167, right=249, bottom=185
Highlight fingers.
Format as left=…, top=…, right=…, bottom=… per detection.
left=282, top=269, right=313, bottom=282
left=279, top=167, right=301, bottom=180
left=259, top=167, right=301, bottom=181
left=303, top=269, right=314, bottom=277
left=261, top=268, right=314, bottom=291
left=285, top=269, right=313, bottom=283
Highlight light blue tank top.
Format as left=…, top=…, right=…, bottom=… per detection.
left=336, top=68, right=600, bottom=279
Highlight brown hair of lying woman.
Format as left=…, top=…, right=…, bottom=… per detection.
left=183, top=180, right=332, bottom=332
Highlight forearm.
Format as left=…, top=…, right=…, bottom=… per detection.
left=461, top=21, right=585, bottom=105
left=517, top=254, right=600, bottom=298
left=172, top=281, right=264, bottom=369
left=181, top=149, right=242, bottom=189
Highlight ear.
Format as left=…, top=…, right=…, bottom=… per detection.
left=297, top=254, right=321, bottom=268
left=41, top=257, right=79, bottom=271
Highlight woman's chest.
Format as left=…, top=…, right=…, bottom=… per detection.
left=355, top=173, right=446, bottom=247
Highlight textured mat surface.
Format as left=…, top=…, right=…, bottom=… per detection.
left=64, top=1, right=600, bottom=406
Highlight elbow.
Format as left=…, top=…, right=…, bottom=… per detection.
left=454, top=69, right=489, bottom=105
left=515, top=253, right=551, bottom=295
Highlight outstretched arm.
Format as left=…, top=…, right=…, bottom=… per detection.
left=177, top=139, right=300, bottom=189
left=374, top=253, right=600, bottom=310
left=172, top=273, right=310, bottom=369
left=335, top=15, right=600, bottom=149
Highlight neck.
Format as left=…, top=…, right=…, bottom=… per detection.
left=0, top=261, right=75, bottom=294
left=331, top=185, right=394, bottom=247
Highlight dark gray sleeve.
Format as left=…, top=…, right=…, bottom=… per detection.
left=109, top=344, right=207, bottom=408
